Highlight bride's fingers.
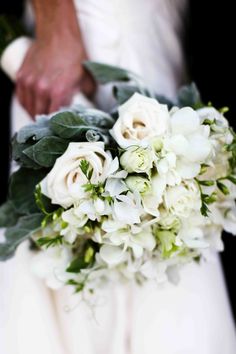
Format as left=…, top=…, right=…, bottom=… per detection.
left=80, top=74, right=96, bottom=98
left=16, top=72, right=35, bottom=119
left=48, top=91, right=71, bottom=114
left=34, top=80, right=51, bottom=116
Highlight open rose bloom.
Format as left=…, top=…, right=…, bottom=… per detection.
left=1, top=63, right=236, bottom=297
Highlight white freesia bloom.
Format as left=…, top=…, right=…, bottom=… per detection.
left=99, top=245, right=127, bottom=266
left=104, top=157, right=128, bottom=197
left=113, top=192, right=143, bottom=225
left=120, top=146, right=154, bottom=173
left=60, top=207, right=88, bottom=243
left=156, top=152, right=182, bottom=186
left=77, top=198, right=111, bottom=221
left=31, top=247, right=73, bottom=289
left=142, top=174, right=166, bottom=216
left=164, top=107, right=212, bottom=179
left=178, top=225, right=209, bottom=249
left=197, top=107, right=229, bottom=128
left=209, top=201, right=236, bottom=235
left=100, top=228, right=156, bottom=265
left=164, top=181, right=201, bottom=218
left=40, top=142, right=113, bottom=208
left=110, top=93, right=169, bottom=148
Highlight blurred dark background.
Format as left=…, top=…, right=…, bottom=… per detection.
left=0, top=0, right=235, bottom=320
left=186, top=0, right=236, bottom=321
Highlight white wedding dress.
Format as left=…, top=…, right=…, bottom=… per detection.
left=0, top=1, right=236, bottom=353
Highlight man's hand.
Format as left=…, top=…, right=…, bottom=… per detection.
left=16, top=0, right=95, bottom=118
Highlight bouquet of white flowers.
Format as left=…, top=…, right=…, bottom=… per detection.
left=1, top=62, right=236, bottom=295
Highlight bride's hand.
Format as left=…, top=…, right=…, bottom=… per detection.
left=16, top=0, right=95, bottom=118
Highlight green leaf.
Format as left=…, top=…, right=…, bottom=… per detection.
left=50, top=111, right=86, bottom=139
left=66, top=256, right=88, bottom=273
left=204, top=192, right=217, bottom=204
left=50, top=109, right=114, bottom=139
left=79, top=160, right=90, bottom=177
left=67, top=243, right=96, bottom=273
left=227, top=175, right=236, bottom=184
left=0, top=213, right=44, bottom=261
left=80, top=109, right=114, bottom=129
left=36, top=235, right=63, bottom=248
left=12, top=135, right=41, bottom=169
left=16, top=116, right=52, bottom=143
left=216, top=181, right=230, bottom=195
left=156, top=230, right=180, bottom=258
left=84, top=61, right=132, bottom=84
left=9, top=168, right=46, bottom=214
left=155, top=94, right=175, bottom=109
left=198, top=180, right=215, bottom=186
left=0, top=200, right=19, bottom=228
left=202, top=118, right=216, bottom=126
left=177, top=83, right=202, bottom=108
left=200, top=202, right=210, bottom=217
left=66, top=279, right=85, bottom=293
left=199, top=164, right=209, bottom=175
left=113, top=85, right=143, bottom=104
left=23, top=136, right=68, bottom=167
left=50, top=110, right=113, bottom=140
left=34, top=184, right=60, bottom=216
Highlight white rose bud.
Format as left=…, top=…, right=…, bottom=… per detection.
left=110, top=92, right=169, bottom=148
left=125, top=176, right=151, bottom=194
left=120, top=146, right=154, bottom=173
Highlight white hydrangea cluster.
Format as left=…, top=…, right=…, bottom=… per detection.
left=31, top=93, right=236, bottom=293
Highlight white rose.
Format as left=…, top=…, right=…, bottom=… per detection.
left=110, top=92, right=169, bottom=148
left=164, top=182, right=201, bottom=218
left=120, top=146, right=154, bottom=173
left=41, top=142, right=113, bottom=208
left=125, top=176, right=151, bottom=194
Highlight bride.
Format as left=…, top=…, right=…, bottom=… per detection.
left=0, top=0, right=236, bottom=353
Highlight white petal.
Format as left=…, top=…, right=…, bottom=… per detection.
left=183, top=134, right=212, bottom=162
left=113, top=200, right=141, bottom=224
left=176, top=160, right=200, bottom=179
left=105, top=178, right=128, bottom=196
left=167, top=135, right=189, bottom=156
left=107, top=157, right=119, bottom=175
left=102, top=219, right=123, bottom=233
left=99, top=245, right=126, bottom=265
left=94, top=199, right=105, bottom=214
left=132, top=231, right=156, bottom=251
left=131, top=243, right=143, bottom=258
left=171, top=107, right=200, bottom=135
